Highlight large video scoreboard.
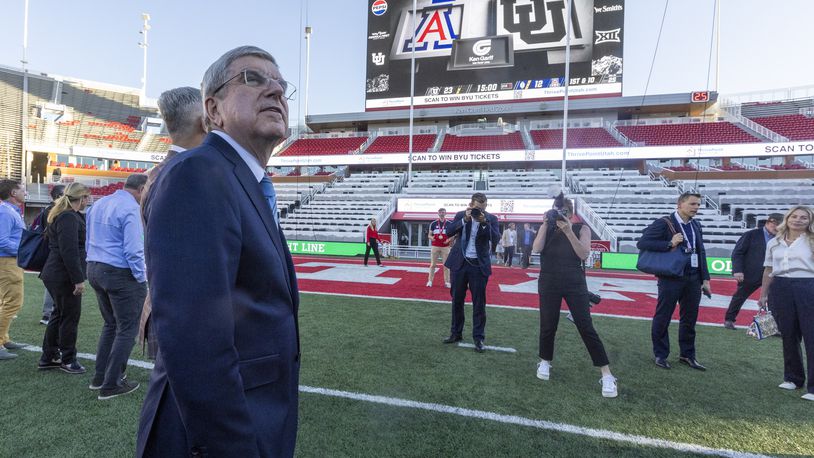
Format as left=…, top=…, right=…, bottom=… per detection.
left=365, top=0, right=624, bottom=110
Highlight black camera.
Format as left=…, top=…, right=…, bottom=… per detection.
left=470, top=208, right=483, bottom=218
left=588, top=291, right=602, bottom=307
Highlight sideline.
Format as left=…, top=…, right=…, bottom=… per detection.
left=17, top=345, right=769, bottom=458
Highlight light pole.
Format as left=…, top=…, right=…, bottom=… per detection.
left=407, top=0, right=417, bottom=186
left=560, top=0, right=573, bottom=190
left=139, top=13, right=151, bottom=101
left=304, top=25, right=312, bottom=121
left=21, top=0, right=30, bottom=181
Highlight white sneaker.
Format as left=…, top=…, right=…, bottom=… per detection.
left=536, top=360, right=551, bottom=380
left=779, top=381, right=799, bottom=390
left=802, top=393, right=814, bottom=401
left=444, top=282, right=451, bottom=288
left=426, top=281, right=432, bottom=287
left=601, top=375, right=618, bottom=398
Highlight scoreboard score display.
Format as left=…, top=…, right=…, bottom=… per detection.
left=365, top=0, right=624, bottom=110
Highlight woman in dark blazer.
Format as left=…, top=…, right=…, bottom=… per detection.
left=38, top=182, right=90, bottom=374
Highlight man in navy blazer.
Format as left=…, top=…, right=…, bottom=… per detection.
left=442, top=193, right=501, bottom=352
left=723, top=213, right=782, bottom=329
left=136, top=46, right=300, bottom=458
left=637, top=192, right=711, bottom=371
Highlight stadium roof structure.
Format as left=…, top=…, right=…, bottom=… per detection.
left=305, top=91, right=717, bottom=130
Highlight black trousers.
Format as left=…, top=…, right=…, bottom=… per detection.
left=41, top=281, right=83, bottom=364
left=652, top=272, right=702, bottom=359
left=449, top=260, right=488, bottom=341
left=503, top=246, right=515, bottom=266
left=769, top=277, right=814, bottom=394
left=364, top=241, right=381, bottom=266
left=520, top=244, right=532, bottom=268
left=538, top=267, right=609, bottom=366
left=724, top=279, right=762, bottom=322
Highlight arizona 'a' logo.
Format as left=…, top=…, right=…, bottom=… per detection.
left=499, top=0, right=582, bottom=45
left=402, top=6, right=460, bottom=53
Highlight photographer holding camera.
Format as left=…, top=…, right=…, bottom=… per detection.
left=533, top=193, right=617, bottom=398
left=442, top=193, right=500, bottom=353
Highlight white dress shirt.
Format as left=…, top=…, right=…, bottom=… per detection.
left=212, top=130, right=265, bottom=183
left=764, top=234, right=814, bottom=278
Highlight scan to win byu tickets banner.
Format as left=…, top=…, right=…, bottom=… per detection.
left=365, top=0, right=624, bottom=110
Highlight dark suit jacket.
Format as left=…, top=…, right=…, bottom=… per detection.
left=40, top=210, right=86, bottom=289
left=636, top=214, right=710, bottom=282
left=731, top=227, right=769, bottom=284
left=136, top=133, right=300, bottom=458
left=444, top=210, right=500, bottom=277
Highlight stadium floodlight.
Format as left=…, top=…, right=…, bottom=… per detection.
left=139, top=13, right=151, bottom=101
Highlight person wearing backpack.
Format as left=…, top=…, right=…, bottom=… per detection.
left=32, top=184, right=65, bottom=325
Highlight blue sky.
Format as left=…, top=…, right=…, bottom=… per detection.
left=0, top=0, right=811, bottom=124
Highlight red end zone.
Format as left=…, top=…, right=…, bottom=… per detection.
left=292, top=256, right=758, bottom=327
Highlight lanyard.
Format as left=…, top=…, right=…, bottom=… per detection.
left=674, top=212, right=695, bottom=253
left=436, top=219, right=447, bottom=232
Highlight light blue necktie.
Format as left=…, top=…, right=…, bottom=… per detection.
left=260, top=176, right=279, bottom=226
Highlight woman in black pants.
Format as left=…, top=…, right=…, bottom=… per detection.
left=532, top=195, right=617, bottom=398
left=759, top=205, right=814, bottom=402
left=38, top=183, right=90, bottom=374
left=364, top=217, right=382, bottom=266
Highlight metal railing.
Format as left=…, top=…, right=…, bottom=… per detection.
left=720, top=85, right=814, bottom=106
left=721, top=108, right=789, bottom=143
left=603, top=121, right=639, bottom=147
left=575, top=196, right=618, bottom=252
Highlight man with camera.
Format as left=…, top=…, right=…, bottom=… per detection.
left=442, top=193, right=500, bottom=353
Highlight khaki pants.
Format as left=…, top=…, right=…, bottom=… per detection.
left=0, top=257, right=24, bottom=346
left=428, top=245, right=451, bottom=284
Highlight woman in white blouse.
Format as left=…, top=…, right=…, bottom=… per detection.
left=758, top=206, right=814, bottom=402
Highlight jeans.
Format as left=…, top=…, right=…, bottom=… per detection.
left=42, top=287, right=55, bottom=319
left=88, top=262, right=147, bottom=389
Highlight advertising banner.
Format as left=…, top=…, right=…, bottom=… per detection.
left=600, top=252, right=733, bottom=275
left=365, top=0, right=624, bottom=110
left=286, top=240, right=368, bottom=256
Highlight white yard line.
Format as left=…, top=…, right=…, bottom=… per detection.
left=299, top=290, right=739, bottom=328
left=17, top=345, right=770, bottom=457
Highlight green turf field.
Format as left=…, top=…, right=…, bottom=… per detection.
left=1, top=275, right=811, bottom=457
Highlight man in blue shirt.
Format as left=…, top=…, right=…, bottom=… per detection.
left=520, top=223, right=535, bottom=268
left=0, top=179, right=27, bottom=361
left=86, top=174, right=148, bottom=398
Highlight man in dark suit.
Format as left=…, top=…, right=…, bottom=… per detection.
left=637, top=192, right=711, bottom=371
left=723, top=213, right=782, bottom=329
left=442, top=193, right=501, bottom=352
left=136, top=46, right=300, bottom=458
left=138, top=86, right=206, bottom=360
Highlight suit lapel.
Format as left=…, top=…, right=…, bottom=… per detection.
left=206, top=134, right=293, bottom=289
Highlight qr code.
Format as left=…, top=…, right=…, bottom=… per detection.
left=500, top=200, right=515, bottom=213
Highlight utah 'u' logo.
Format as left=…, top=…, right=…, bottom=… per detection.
left=499, top=0, right=583, bottom=45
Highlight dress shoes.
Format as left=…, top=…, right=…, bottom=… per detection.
left=679, top=357, right=707, bottom=371
left=723, top=320, right=736, bottom=330
left=474, top=340, right=485, bottom=353
left=654, top=357, right=671, bottom=369
left=442, top=334, right=462, bottom=344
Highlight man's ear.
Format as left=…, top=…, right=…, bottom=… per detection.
left=204, top=97, right=222, bottom=129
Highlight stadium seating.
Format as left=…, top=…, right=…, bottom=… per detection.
left=279, top=137, right=368, bottom=156
left=440, top=132, right=525, bottom=151
left=530, top=128, right=621, bottom=148
left=750, top=115, right=814, bottom=140
left=364, top=134, right=437, bottom=154
left=617, top=122, right=761, bottom=146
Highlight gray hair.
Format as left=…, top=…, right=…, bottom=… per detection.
left=201, top=46, right=278, bottom=100
left=157, top=87, right=203, bottom=136
left=124, top=173, right=149, bottom=190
